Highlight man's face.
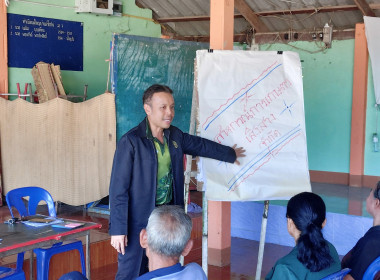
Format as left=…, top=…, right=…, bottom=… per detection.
left=366, top=187, right=379, bottom=216
left=144, top=91, right=175, bottom=131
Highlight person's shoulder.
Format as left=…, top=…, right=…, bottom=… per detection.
left=119, top=121, right=145, bottom=140
left=168, top=125, right=182, bottom=134
left=367, top=225, right=380, bottom=235
left=275, top=247, right=299, bottom=265
left=272, top=247, right=309, bottom=273
left=266, top=262, right=300, bottom=280
left=326, top=240, right=339, bottom=256
left=150, top=263, right=207, bottom=280
left=166, top=126, right=185, bottom=141
left=184, top=262, right=204, bottom=272
left=135, top=273, right=152, bottom=280
left=356, top=226, right=380, bottom=248
left=182, top=263, right=207, bottom=279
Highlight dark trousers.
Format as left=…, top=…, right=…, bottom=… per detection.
left=115, top=233, right=149, bottom=280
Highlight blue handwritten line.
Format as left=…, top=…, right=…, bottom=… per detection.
left=204, top=63, right=283, bottom=131
left=227, top=125, right=301, bottom=185
left=280, top=100, right=296, bottom=116
left=227, top=125, right=301, bottom=191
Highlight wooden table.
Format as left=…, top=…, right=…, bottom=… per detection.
left=0, top=220, right=101, bottom=279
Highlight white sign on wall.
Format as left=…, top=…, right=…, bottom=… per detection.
left=197, top=50, right=311, bottom=201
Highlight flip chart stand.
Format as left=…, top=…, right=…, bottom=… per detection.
left=182, top=65, right=201, bottom=267
left=185, top=58, right=271, bottom=278
left=256, top=200, right=269, bottom=280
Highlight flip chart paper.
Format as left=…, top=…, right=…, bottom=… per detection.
left=197, top=50, right=311, bottom=201
left=364, top=16, right=380, bottom=105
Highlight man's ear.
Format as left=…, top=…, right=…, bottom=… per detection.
left=144, top=103, right=151, bottom=115
left=181, top=239, right=193, bottom=257
left=374, top=198, right=380, bottom=212
left=140, top=229, right=148, bottom=249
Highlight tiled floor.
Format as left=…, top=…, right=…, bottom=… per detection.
left=0, top=182, right=374, bottom=279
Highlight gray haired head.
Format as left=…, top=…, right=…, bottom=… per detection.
left=146, top=205, right=192, bottom=258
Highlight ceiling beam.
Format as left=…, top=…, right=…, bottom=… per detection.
left=156, top=14, right=240, bottom=23
left=254, top=29, right=355, bottom=44
left=169, top=29, right=355, bottom=44
left=156, top=4, right=380, bottom=23
left=169, top=33, right=248, bottom=43
left=353, top=0, right=376, bottom=16
left=234, top=0, right=269, bottom=32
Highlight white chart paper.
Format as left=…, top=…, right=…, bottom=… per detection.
left=197, top=50, right=311, bottom=201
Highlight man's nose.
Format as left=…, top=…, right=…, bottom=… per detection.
left=166, top=108, right=174, bottom=115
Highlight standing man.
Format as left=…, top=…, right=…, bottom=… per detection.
left=109, top=84, right=245, bottom=279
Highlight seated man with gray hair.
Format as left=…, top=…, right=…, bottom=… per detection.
left=137, top=205, right=207, bottom=280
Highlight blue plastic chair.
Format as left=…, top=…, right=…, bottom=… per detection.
left=58, top=271, right=88, bottom=280
left=5, top=186, right=86, bottom=280
left=0, top=267, right=25, bottom=280
left=321, top=268, right=351, bottom=280
left=0, top=253, right=26, bottom=279
left=363, top=255, right=380, bottom=280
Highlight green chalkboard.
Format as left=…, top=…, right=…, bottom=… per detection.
left=112, top=34, right=208, bottom=140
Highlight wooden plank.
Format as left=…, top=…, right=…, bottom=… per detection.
left=234, top=0, right=269, bottom=33
left=353, top=0, right=376, bottom=16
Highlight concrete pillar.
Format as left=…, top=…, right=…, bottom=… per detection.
left=208, top=0, right=234, bottom=267
left=349, top=23, right=368, bottom=187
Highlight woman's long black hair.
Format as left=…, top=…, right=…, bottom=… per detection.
left=286, top=192, right=333, bottom=272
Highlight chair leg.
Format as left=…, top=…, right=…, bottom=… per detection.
left=78, top=245, right=86, bottom=277
left=35, top=250, right=49, bottom=280
left=34, top=240, right=86, bottom=280
left=16, top=252, right=24, bottom=271
left=30, top=252, right=34, bottom=280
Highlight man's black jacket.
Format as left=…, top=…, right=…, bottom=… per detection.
left=109, top=119, right=236, bottom=236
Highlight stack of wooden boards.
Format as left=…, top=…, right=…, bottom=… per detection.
left=31, top=61, right=66, bottom=103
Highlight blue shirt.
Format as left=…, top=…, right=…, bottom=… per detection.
left=137, top=263, right=207, bottom=280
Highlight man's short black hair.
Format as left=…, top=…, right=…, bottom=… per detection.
left=143, top=84, right=173, bottom=105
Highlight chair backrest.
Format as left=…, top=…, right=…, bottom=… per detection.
left=363, top=256, right=380, bottom=280
left=6, top=187, right=56, bottom=218
left=321, top=268, right=351, bottom=280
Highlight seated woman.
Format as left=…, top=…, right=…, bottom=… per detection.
left=266, top=192, right=341, bottom=280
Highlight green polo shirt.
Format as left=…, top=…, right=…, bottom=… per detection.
left=146, top=119, right=173, bottom=205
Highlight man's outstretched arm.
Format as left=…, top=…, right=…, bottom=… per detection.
left=232, top=144, right=246, bottom=165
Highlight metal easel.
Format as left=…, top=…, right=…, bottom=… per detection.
left=181, top=63, right=211, bottom=274
left=182, top=61, right=270, bottom=279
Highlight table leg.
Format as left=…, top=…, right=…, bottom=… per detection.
left=86, top=232, right=90, bottom=279
left=29, top=250, right=33, bottom=280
